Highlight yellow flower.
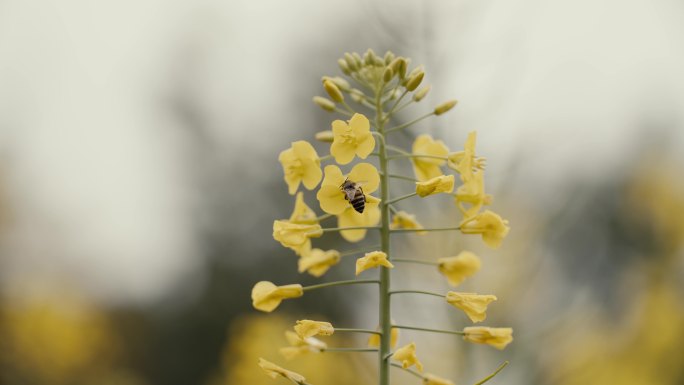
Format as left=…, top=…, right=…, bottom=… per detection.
left=416, top=175, right=455, bottom=197
left=411, top=134, right=449, bottom=181
left=330, top=113, right=376, bottom=164
left=446, top=292, right=497, bottom=323
left=289, top=192, right=318, bottom=224
left=251, top=281, right=303, bottom=313
left=294, top=320, right=334, bottom=339
left=356, top=251, right=394, bottom=275
left=297, top=248, right=340, bottom=277
left=454, top=170, right=492, bottom=219
left=279, top=330, right=327, bottom=360
left=393, top=342, right=424, bottom=372
left=448, top=131, right=485, bottom=182
left=390, top=211, right=426, bottom=234
left=272, top=220, right=322, bottom=256
left=437, top=251, right=481, bottom=287
left=258, top=358, right=307, bottom=384
left=463, top=327, right=513, bottom=350
left=459, top=210, right=510, bottom=249
left=368, top=326, right=399, bottom=348
left=423, top=373, right=455, bottom=385
left=337, top=196, right=381, bottom=242
left=279, top=140, right=323, bottom=195
left=316, top=163, right=380, bottom=215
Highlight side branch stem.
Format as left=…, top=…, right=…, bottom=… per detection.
left=474, top=361, right=509, bottom=385
left=391, top=258, right=439, bottom=266
left=302, top=279, right=380, bottom=292
left=392, top=325, right=465, bottom=336
left=385, top=112, right=434, bottom=133
left=388, top=290, right=445, bottom=298
left=335, top=328, right=382, bottom=335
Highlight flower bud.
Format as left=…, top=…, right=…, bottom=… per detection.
left=413, top=85, right=431, bottom=102
left=350, top=89, right=366, bottom=103
left=314, top=130, right=334, bottom=143
left=337, top=58, right=351, bottom=75
left=313, top=96, right=335, bottom=112
left=405, top=70, right=424, bottom=91
left=389, top=57, right=407, bottom=79
left=383, top=67, right=394, bottom=83
left=344, top=52, right=357, bottom=71
left=323, top=80, right=344, bottom=103
left=384, top=50, right=395, bottom=64
left=363, top=49, right=377, bottom=66
left=434, top=100, right=458, bottom=115
left=322, top=76, right=350, bottom=92
left=352, top=52, right=363, bottom=68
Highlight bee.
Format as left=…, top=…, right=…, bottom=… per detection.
left=340, top=178, right=366, bottom=213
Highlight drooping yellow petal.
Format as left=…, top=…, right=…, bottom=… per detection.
left=448, top=131, right=486, bottom=182
left=411, top=134, right=449, bottom=181
left=368, top=326, right=399, bottom=348
left=294, top=320, right=334, bottom=339
left=416, top=175, right=455, bottom=197
left=455, top=170, right=492, bottom=219
left=463, top=327, right=513, bottom=350
left=393, top=342, right=424, bottom=372
left=423, top=373, right=455, bottom=385
left=258, top=358, right=306, bottom=383
left=289, top=192, right=318, bottom=224
left=356, top=251, right=393, bottom=275
left=279, top=141, right=322, bottom=194
left=330, top=113, right=376, bottom=164
left=437, top=251, right=481, bottom=287
left=347, top=162, right=380, bottom=194
left=297, top=249, right=340, bottom=277
left=338, top=197, right=381, bottom=242
left=390, top=211, right=426, bottom=234
left=459, top=210, right=510, bottom=249
left=279, top=330, right=327, bottom=360
left=317, top=165, right=348, bottom=215
left=251, top=281, right=303, bottom=313
left=446, top=292, right=497, bottom=323
left=272, top=220, right=322, bottom=256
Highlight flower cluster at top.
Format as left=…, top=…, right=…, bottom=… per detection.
left=254, top=49, right=512, bottom=385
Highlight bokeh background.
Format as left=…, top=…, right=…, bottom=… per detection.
left=1, top=1, right=683, bottom=384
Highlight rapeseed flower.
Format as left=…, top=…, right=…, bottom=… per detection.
left=279, top=331, right=326, bottom=360
left=454, top=170, right=492, bottom=219
left=298, top=248, right=340, bottom=277
left=393, top=342, right=424, bottom=372
left=356, top=251, right=394, bottom=275
left=448, top=131, right=485, bottom=182
left=251, top=281, right=303, bottom=313
left=279, top=141, right=323, bottom=195
left=411, top=135, right=449, bottom=181
left=294, top=320, right=334, bottom=339
left=416, top=175, right=455, bottom=197
left=463, top=327, right=513, bottom=350
left=390, top=211, right=426, bottom=234
left=460, top=210, right=510, bottom=249
left=258, top=358, right=306, bottom=384
left=272, top=220, right=322, bottom=256
left=437, top=252, right=481, bottom=287
left=330, top=113, right=375, bottom=164
left=446, top=292, right=497, bottom=323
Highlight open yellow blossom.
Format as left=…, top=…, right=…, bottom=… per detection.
left=416, top=175, right=455, bottom=197
left=337, top=196, right=381, bottom=242
left=438, top=251, right=481, bottom=287
left=390, top=211, right=426, bottom=234
left=448, top=131, right=485, bottom=182
left=279, top=330, right=327, bottom=360
left=272, top=220, right=322, bottom=256
left=460, top=210, right=510, bottom=249
left=368, top=326, right=399, bottom=348
left=279, top=140, right=323, bottom=194
left=294, top=320, right=334, bottom=339
left=463, top=327, right=513, bottom=350
left=289, top=192, right=318, bottom=224
left=331, top=113, right=376, bottom=164
left=446, top=292, right=497, bottom=323
left=317, top=163, right=380, bottom=215
left=393, top=342, right=424, bottom=372
left=455, top=170, right=492, bottom=219
left=298, top=248, right=340, bottom=277
left=423, top=373, right=455, bottom=385
left=251, top=281, right=303, bottom=313
left=411, top=134, right=449, bottom=181
left=356, top=251, right=394, bottom=275
left=258, top=358, right=306, bottom=384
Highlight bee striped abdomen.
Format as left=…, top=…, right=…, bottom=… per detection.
left=350, top=189, right=365, bottom=213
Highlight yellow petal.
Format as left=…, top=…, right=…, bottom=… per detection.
left=338, top=199, right=380, bottom=242
left=355, top=133, right=376, bottom=159
left=393, top=342, right=423, bottom=372
left=294, top=320, right=335, bottom=339
left=347, top=162, right=380, bottom=194
left=423, top=373, right=455, bottom=385
left=297, top=249, right=340, bottom=277
left=258, top=358, right=306, bottom=383
left=349, top=113, right=370, bottom=136
left=367, top=326, right=399, bottom=348
left=446, top=292, right=497, bottom=323
left=331, top=139, right=357, bottom=165
left=289, top=192, right=318, bottom=224
left=463, top=327, right=513, bottom=350
left=273, top=220, right=322, bottom=256
left=356, top=251, right=393, bottom=275
left=459, top=210, right=510, bottom=249
left=416, top=175, right=455, bottom=197
left=390, top=211, right=426, bottom=234
left=437, top=251, right=481, bottom=287
left=251, top=281, right=303, bottom=312
left=317, top=185, right=348, bottom=215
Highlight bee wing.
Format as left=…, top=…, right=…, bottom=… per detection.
left=344, top=189, right=357, bottom=201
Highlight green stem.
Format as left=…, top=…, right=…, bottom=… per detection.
left=376, top=80, right=392, bottom=385
left=388, top=290, right=445, bottom=298
left=385, top=112, right=434, bottom=133
left=318, top=154, right=334, bottom=162
left=390, top=226, right=460, bottom=233
left=322, top=347, right=379, bottom=353
left=391, top=258, right=439, bottom=266
left=302, top=279, right=380, bottom=292
left=392, top=325, right=465, bottom=336
left=385, top=192, right=417, bottom=205
left=385, top=90, right=408, bottom=118
left=316, top=213, right=334, bottom=221
left=335, top=328, right=382, bottom=335
left=474, top=361, right=509, bottom=385
left=389, top=363, right=425, bottom=380
left=385, top=144, right=411, bottom=155
left=334, top=108, right=353, bottom=116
